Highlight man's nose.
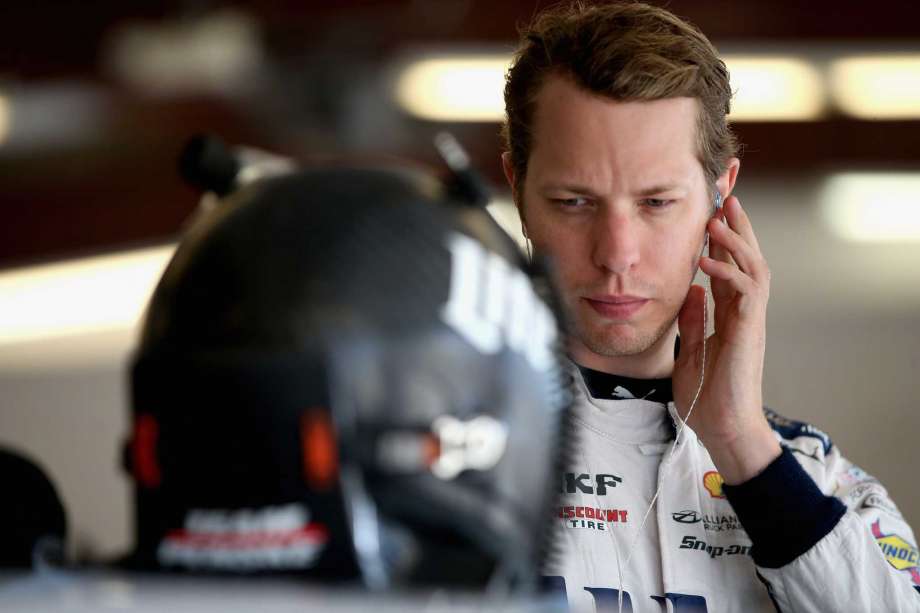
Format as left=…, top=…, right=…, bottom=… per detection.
left=591, top=209, right=641, bottom=275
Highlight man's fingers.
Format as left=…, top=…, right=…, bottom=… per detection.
left=723, top=195, right=761, bottom=252
left=707, top=206, right=732, bottom=264
left=700, top=256, right=759, bottom=298
left=707, top=216, right=769, bottom=282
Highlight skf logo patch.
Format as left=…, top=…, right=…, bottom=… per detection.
left=872, top=519, right=920, bottom=587
left=560, top=472, right=622, bottom=495
left=703, top=471, right=725, bottom=499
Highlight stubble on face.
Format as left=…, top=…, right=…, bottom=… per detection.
left=567, top=252, right=701, bottom=359
left=574, top=295, right=677, bottom=357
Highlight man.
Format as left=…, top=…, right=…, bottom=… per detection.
left=500, top=2, right=920, bottom=611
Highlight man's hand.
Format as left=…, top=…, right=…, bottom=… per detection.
left=672, top=195, right=781, bottom=485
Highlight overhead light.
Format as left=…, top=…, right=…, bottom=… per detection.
left=395, top=55, right=508, bottom=122
left=395, top=52, right=829, bottom=123
left=0, top=245, right=175, bottom=345
left=820, top=172, right=920, bottom=242
left=106, top=9, right=263, bottom=97
left=830, top=54, right=920, bottom=120
left=723, top=55, right=826, bottom=121
left=0, top=82, right=109, bottom=154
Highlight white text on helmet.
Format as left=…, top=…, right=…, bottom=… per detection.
left=441, top=232, right=557, bottom=371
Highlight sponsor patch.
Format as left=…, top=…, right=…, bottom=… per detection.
left=872, top=519, right=920, bottom=587
left=611, top=385, right=636, bottom=399
left=843, top=482, right=883, bottom=503
left=672, top=509, right=742, bottom=532
left=703, top=471, right=725, bottom=499
left=672, top=510, right=701, bottom=524
left=838, top=464, right=879, bottom=487
left=841, top=483, right=903, bottom=518
left=864, top=494, right=904, bottom=518
left=763, top=408, right=832, bottom=454
left=558, top=505, right=627, bottom=532
left=560, top=472, right=622, bottom=496
left=679, top=535, right=751, bottom=559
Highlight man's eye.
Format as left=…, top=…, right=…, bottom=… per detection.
left=552, top=197, right=588, bottom=208
left=643, top=198, right=674, bottom=209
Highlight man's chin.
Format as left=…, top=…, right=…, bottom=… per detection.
left=580, top=334, right=650, bottom=358
left=573, top=323, right=646, bottom=357
left=573, top=316, right=674, bottom=359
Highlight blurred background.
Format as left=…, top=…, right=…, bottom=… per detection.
left=0, top=0, right=918, bottom=561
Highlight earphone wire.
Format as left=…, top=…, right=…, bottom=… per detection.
left=612, top=290, right=709, bottom=613
left=612, top=190, right=720, bottom=611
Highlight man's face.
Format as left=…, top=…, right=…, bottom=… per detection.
left=508, top=75, right=716, bottom=362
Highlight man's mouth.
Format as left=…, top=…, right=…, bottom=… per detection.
left=582, top=295, right=649, bottom=319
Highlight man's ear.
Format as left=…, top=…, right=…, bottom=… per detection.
left=716, top=157, right=741, bottom=204
left=501, top=152, right=528, bottom=237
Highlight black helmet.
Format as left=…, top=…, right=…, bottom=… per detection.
left=125, top=154, right=571, bottom=590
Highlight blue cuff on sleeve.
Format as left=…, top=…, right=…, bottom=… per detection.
left=722, top=446, right=847, bottom=569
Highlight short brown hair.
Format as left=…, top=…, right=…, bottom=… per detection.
left=502, top=1, right=738, bottom=200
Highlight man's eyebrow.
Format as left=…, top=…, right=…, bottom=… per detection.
left=537, top=181, right=689, bottom=197
left=535, top=181, right=603, bottom=197
left=635, top=183, right=687, bottom=197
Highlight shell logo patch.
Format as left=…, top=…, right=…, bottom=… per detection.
left=703, top=471, right=725, bottom=499
left=872, top=519, right=920, bottom=587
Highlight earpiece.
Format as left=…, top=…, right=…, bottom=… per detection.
left=702, top=187, right=722, bottom=252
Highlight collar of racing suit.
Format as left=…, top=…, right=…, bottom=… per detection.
left=569, top=363, right=690, bottom=448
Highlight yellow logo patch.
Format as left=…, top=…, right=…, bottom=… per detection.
left=877, top=534, right=920, bottom=570
left=703, top=471, right=725, bottom=499
left=872, top=519, right=920, bottom=587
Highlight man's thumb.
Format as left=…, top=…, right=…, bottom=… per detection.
left=677, top=284, right=707, bottom=364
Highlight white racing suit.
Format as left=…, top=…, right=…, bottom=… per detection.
left=545, top=365, right=920, bottom=612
